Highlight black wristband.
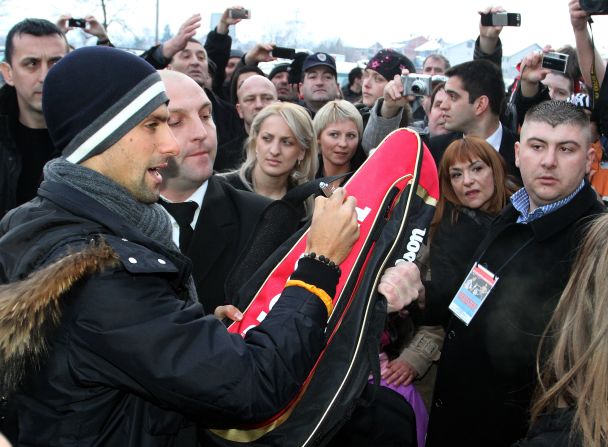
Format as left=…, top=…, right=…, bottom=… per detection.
left=301, top=252, right=341, bottom=277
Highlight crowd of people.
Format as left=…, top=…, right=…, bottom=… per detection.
left=1, top=1, right=608, bottom=446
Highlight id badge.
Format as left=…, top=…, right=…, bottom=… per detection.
left=449, top=262, right=499, bottom=326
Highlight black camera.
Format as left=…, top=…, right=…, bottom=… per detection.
left=542, top=52, right=569, bottom=73
left=480, top=12, right=521, bottom=26
left=401, top=74, right=433, bottom=96
left=580, top=0, right=608, bottom=14
left=228, top=8, right=250, bottom=19
left=68, top=18, right=86, bottom=28
left=272, top=46, right=296, bottom=59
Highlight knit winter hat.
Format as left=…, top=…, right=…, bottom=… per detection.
left=42, top=46, right=168, bottom=164
left=230, top=49, right=244, bottom=59
left=366, top=49, right=416, bottom=82
left=268, top=63, right=290, bottom=81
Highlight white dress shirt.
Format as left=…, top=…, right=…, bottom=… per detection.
left=160, top=180, right=208, bottom=248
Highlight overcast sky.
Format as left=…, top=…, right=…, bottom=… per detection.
left=4, top=0, right=608, bottom=55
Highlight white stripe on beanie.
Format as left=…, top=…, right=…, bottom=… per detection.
left=66, top=80, right=166, bottom=164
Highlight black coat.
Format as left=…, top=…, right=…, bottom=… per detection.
left=183, top=176, right=272, bottom=313
left=427, top=125, right=521, bottom=182
left=0, top=86, right=21, bottom=218
left=204, top=28, right=231, bottom=101
left=425, top=183, right=604, bottom=447
left=0, top=180, right=335, bottom=446
left=214, top=129, right=247, bottom=173
left=424, top=204, right=494, bottom=327
left=512, top=408, right=577, bottom=447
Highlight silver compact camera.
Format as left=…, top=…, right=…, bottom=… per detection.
left=541, top=52, right=569, bottom=73
left=401, top=74, right=433, bottom=96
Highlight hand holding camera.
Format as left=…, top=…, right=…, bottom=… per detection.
left=68, top=18, right=86, bottom=28
left=55, top=14, right=77, bottom=33
left=519, top=51, right=554, bottom=98
left=478, top=6, right=519, bottom=55
left=228, top=7, right=250, bottom=19
left=218, top=6, right=249, bottom=33
left=401, top=74, right=433, bottom=96
left=520, top=51, right=551, bottom=83
left=380, top=74, right=410, bottom=119
left=243, top=43, right=275, bottom=65
left=569, top=0, right=591, bottom=31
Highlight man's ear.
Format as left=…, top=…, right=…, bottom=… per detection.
left=514, top=141, right=520, bottom=168
left=0, top=62, right=14, bottom=87
left=236, top=103, right=243, bottom=120
left=585, top=145, right=596, bottom=175
left=474, top=95, right=490, bottom=116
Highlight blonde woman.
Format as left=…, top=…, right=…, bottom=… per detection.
left=313, top=100, right=366, bottom=188
left=223, top=102, right=317, bottom=201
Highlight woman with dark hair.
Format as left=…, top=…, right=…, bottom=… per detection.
left=377, top=136, right=516, bottom=445
left=513, top=213, right=608, bottom=447
left=423, top=136, right=516, bottom=326
left=386, top=137, right=515, bottom=428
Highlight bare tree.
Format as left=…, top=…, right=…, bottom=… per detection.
left=78, top=0, right=141, bottom=45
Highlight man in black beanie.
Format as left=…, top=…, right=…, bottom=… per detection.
left=0, top=46, right=373, bottom=446
left=268, top=62, right=298, bottom=102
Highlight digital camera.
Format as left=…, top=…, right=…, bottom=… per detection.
left=580, top=0, right=608, bottom=14
left=401, top=74, right=433, bottom=96
left=68, top=18, right=86, bottom=28
left=542, top=52, right=569, bottom=74
left=480, top=12, right=521, bottom=26
left=228, top=8, right=250, bottom=19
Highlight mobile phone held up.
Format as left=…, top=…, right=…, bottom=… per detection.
left=228, top=8, right=250, bottom=20
left=68, top=18, right=87, bottom=28
left=480, top=12, right=521, bottom=27
left=272, top=46, right=296, bottom=59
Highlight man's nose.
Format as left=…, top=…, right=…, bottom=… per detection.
left=541, top=147, right=558, bottom=168
left=160, top=124, right=180, bottom=157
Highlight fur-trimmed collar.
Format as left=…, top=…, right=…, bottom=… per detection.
left=0, top=239, right=119, bottom=392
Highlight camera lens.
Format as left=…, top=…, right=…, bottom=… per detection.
left=411, top=80, right=424, bottom=94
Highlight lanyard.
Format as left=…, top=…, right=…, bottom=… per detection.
left=475, top=235, right=534, bottom=280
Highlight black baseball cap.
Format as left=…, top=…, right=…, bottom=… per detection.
left=302, top=52, right=337, bottom=77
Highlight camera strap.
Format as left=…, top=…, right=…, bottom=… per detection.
left=588, top=19, right=601, bottom=104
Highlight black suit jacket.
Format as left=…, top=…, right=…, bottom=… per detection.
left=427, top=125, right=521, bottom=182
left=183, top=176, right=272, bottom=314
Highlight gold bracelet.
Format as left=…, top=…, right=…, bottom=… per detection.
left=285, top=279, right=333, bottom=317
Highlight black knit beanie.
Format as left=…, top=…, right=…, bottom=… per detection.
left=366, top=49, right=416, bottom=82
left=42, top=46, right=168, bottom=164
left=268, top=63, right=290, bottom=81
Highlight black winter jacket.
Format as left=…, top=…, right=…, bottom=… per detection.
left=512, top=408, right=577, bottom=447
left=0, top=180, right=336, bottom=446
left=424, top=203, right=494, bottom=327
left=0, top=85, right=20, bottom=218
left=426, top=183, right=604, bottom=447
